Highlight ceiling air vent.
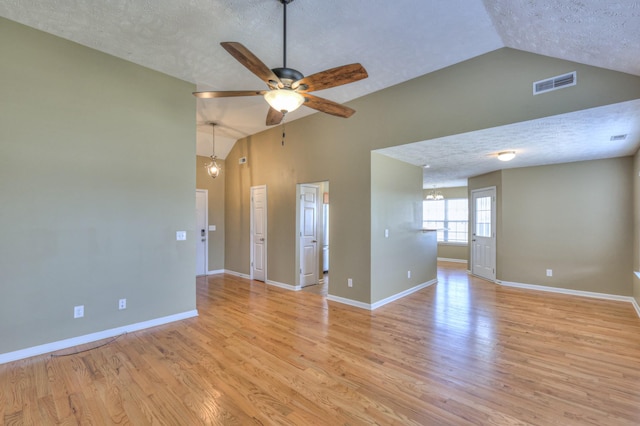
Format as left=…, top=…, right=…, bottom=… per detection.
left=533, top=71, right=576, bottom=95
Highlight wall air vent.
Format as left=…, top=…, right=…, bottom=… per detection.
left=533, top=71, right=576, bottom=95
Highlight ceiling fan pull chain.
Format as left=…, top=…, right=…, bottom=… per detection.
left=281, top=118, right=286, bottom=146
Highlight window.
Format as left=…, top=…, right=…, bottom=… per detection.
left=423, top=198, right=468, bottom=243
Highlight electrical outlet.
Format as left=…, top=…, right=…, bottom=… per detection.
left=348, top=278, right=353, bottom=288
left=176, top=231, right=186, bottom=241
left=119, top=298, right=127, bottom=310
left=407, top=270, right=411, bottom=278
left=546, top=269, right=553, bottom=277
left=74, top=305, right=84, bottom=318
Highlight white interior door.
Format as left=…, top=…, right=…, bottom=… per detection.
left=196, top=190, right=207, bottom=276
left=299, top=185, right=319, bottom=287
left=251, top=185, right=267, bottom=282
left=471, top=187, right=496, bottom=281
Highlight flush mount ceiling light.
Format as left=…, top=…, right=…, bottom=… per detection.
left=205, top=122, right=221, bottom=178
left=497, top=151, right=516, bottom=162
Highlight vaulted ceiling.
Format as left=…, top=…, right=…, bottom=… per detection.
left=2, top=0, right=639, bottom=186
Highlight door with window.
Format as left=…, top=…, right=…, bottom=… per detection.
left=471, top=187, right=496, bottom=281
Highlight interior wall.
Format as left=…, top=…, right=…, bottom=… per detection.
left=196, top=156, right=226, bottom=272
left=371, top=153, right=437, bottom=303
left=224, top=48, right=640, bottom=305
left=0, top=18, right=196, bottom=355
left=631, top=150, right=640, bottom=304
left=500, top=158, right=633, bottom=295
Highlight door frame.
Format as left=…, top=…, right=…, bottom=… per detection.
left=250, top=185, right=267, bottom=281
left=196, top=189, right=209, bottom=276
left=298, top=183, right=320, bottom=287
left=470, top=186, right=497, bottom=281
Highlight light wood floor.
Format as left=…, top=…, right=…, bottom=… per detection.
left=2, top=262, right=640, bottom=425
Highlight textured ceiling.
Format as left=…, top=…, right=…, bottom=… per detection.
left=1, top=0, right=639, bottom=187
left=378, top=99, right=640, bottom=187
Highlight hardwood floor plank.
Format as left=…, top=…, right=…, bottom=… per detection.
left=2, top=263, right=640, bottom=424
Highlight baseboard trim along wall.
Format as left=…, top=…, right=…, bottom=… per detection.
left=207, top=269, right=224, bottom=275
left=437, top=257, right=468, bottom=264
left=224, top=269, right=251, bottom=279
left=327, top=279, right=438, bottom=311
left=266, top=280, right=301, bottom=291
left=498, top=280, right=640, bottom=318
left=0, top=310, right=198, bottom=365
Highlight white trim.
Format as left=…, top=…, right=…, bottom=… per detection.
left=498, top=280, right=639, bottom=316
left=632, top=298, right=640, bottom=318
left=437, top=257, right=468, bottom=264
left=224, top=269, right=251, bottom=279
left=207, top=269, right=224, bottom=275
left=196, top=189, right=208, bottom=276
left=327, top=279, right=437, bottom=311
left=266, top=280, right=301, bottom=291
left=371, top=279, right=437, bottom=310
left=0, top=310, right=198, bottom=365
left=326, top=295, right=372, bottom=310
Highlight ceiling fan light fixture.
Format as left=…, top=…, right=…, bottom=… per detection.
left=497, top=151, right=516, bottom=162
left=264, top=89, right=304, bottom=113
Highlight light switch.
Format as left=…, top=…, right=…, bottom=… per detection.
left=176, top=231, right=187, bottom=241
left=384, top=229, right=389, bottom=238
left=209, top=225, right=216, bottom=231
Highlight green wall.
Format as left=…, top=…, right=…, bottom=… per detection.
left=196, top=156, right=226, bottom=272
left=224, top=47, right=640, bottom=305
left=469, top=159, right=633, bottom=296
left=0, top=18, right=196, bottom=355
left=633, top=150, right=640, bottom=305
left=371, top=153, right=437, bottom=303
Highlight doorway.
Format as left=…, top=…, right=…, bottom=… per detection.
left=196, top=189, right=208, bottom=276
left=251, top=185, right=267, bottom=282
left=298, top=181, right=329, bottom=292
left=471, top=186, right=496, bottom=281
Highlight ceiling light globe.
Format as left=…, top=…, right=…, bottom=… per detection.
left=206, top=157, right=220, bottom=178
left=264, top=89, right=304, bottom=113
left=497, top=151, right=516, bottom=162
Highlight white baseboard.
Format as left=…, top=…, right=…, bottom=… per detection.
left=632, top=298, right=640, bottom=318
left=371, top=279, right=437, bottom=310
left=437, top=257, right=468, bottom=264
left=207, top=269, right=224, bottom=275
left=326, top=294, right=372, bottom=310
left=498, top=280, right=639, bottom=318
left=0, top=310, right=198, bottom=365
left=224, top=269, right=251, bottom=279
left=266, top=280, right=301, bottom=291
left=327, top=279, right=437, bottom=311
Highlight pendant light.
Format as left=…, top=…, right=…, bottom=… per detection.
left=205, top=122, right=221, bottom=178
left=425, top=186, right=444, bottom=201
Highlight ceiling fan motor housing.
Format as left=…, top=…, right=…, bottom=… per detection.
left=272, top=67, right=304, bottom=88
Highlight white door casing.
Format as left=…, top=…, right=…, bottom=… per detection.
left=299, top=184, right=319, bottom=287
left=471, top=187, right=496, bottom=281
left=196, top=189, right=208, bottom=276
left=251, top=185, right=267, bottom=282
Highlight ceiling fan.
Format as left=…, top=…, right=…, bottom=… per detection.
left=193, top=0, right=368, bottom=126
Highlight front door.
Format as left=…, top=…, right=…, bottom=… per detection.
left=299, top=184, right=319, bottom=287
left=251, top=185, right=267, bottom=282
left=196, top=189, right=207, bottom=276
left=471, top=187, right=496, bottom=281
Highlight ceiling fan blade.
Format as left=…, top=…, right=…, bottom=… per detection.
left=221, top=42, right=282, bottom=88
left=292, top=63, right=368, bottom=92
left=302, top=94, right=355, bottom=118
left=193, top=90, right=265, bottom=99
left=266, top=107, right=284, bottom=126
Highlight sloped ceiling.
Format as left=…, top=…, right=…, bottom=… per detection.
left=1, top=0, right=639, bottom=186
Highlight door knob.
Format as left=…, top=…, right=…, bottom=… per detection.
left=260, top=238, right=265, bottom=241
left=201, top=238, right=206, bottom=242
left=312, top=240, right=317, bottom=243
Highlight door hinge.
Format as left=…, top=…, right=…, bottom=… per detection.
left=300, top=269, right=302, bottom=274
left=251, top=262, right=253, bottom=267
